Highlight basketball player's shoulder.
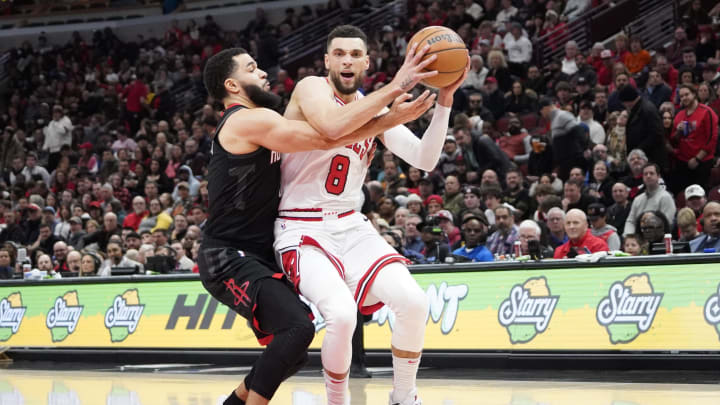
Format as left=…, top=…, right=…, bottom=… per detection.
left=293, top=75, right=332, bottom=97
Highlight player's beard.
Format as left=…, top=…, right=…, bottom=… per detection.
left=243, top=83, right=282, bottom=110
left=329, top=70, right=364, bottom=95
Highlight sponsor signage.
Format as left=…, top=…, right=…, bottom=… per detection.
left=498, top=277, right=558, bottom=344
left=2, top=262, right=720, bottom=350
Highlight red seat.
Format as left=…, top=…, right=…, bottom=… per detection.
left=709, top=185, right=720, bottom=202
left=496, top=117, right=510, bottom=133
left=521, top=113, right=539, bottom=131
left=675, top=192, right=686, bottom=210
left=710, top=167, right=720, bottom=188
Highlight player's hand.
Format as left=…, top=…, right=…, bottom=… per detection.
left=387, top=91, right=437, bottom=126
left=391, top=43, right=438, bottom=93
left=438, top=55, right=470, bottom=107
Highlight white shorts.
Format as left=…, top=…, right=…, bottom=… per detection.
left=273, top=209, right=410, bottom=314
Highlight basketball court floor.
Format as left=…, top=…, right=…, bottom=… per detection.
left=2, top=364, right=720, bottom=405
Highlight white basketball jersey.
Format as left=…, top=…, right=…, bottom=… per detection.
left=279, top=91, right=375, bottom=211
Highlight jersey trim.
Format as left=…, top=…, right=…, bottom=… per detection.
left=355, top=254, right=411, bottom=315
left=278, top=209, right=355, bottom=221
left=300, top=235, right=345, bottom=280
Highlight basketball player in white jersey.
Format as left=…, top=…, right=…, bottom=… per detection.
left=275, top=25, right=469, bottom=405
left=200, top=45, right=435, bottom=405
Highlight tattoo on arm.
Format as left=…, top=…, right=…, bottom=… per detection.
left=400, top=76, right=413, bottom=90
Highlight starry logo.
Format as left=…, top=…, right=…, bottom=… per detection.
left=596, top=273, right=663, bottom=344
left=46, top=291, right=84, bottom=342
left=703, top=282, right=720, bottom=340
left=498, top=277, right=559, bottom=344
left=104, top=289, right=144, bottom=342
left=0, top=293, right=26, bottom=341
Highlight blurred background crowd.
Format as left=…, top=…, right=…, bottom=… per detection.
left=1, top=0, right=720, bottom=279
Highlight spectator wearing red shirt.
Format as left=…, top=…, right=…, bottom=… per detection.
left=597, top=50, right=614, bottom=86
left=554, top=209, right=609, bottom=258
left=122, top=75, right=148, bottom=133
left=670, top=84, right=719, bottom=193
left=122, top=196, right=149, bottom=231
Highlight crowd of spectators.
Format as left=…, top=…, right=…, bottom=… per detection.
left=2, top=0, right=720, bottom=280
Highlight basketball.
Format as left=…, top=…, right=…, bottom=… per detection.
left=407, top=26, right=469, bottom=88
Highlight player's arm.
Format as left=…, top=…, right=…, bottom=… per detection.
left=293, top=44, right=437, bottom=139
left=330, top=90, right=437, bottom=147
left=222, top=108, right=343, bottom=153
left=378, top=58, right=470, bottom=172
left=223, top=91, right=436, bottom=154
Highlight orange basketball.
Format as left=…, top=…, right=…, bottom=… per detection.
left=407, top=26, right=469, bottom=88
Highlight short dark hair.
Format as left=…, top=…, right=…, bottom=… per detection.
left=480, top=185, right=503, bottom=199
left=678, top=83, right=697, bottom=96
left=203, top=48, right=248, bottom=101
left=642, top=162, right=661, bottom=174
left=326, top=25, right=367, bottom=51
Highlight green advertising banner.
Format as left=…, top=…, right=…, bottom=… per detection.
left=1, top=261, right=720, bottom=350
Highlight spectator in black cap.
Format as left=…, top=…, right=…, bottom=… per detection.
left=577, top=100, right=605, bottom=145
left=124, top=230, right=142, bottom=251
left=574, top=76, right=594, bottom=104
left=452, top=214, right=493, bottom=262
left=67, top=216, right=86, bottom=249
left=619, top=84, right=668, bottom=169
left=588, top=202, right=621, bottom=251
left=417, top=217, right=450, bottom=264
left=483, top=77, right=506, bottom=119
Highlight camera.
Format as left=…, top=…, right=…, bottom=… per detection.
left=528, top=240, right=543, bottom=260
left=420, top=215, right=443, bottom=235
left=145, top=255, right=177, bottom=273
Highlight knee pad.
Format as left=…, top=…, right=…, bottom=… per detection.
left=318, top=295, right=356, bottom=373
left=381, top=268, right=428, bottom=353
left=320, top=295, right=357, bottom=340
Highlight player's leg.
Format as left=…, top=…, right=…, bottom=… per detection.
left=366, top=263, right=428, bottom=405
left=295, top=246, right=357, bottom=405
left=342, top=221, right=428, bottom=405
left=239, top=277, right=315, bottom=404
left=199, top=249, right=313, bottom=405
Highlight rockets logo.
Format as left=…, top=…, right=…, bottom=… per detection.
left=596, top=273, right=663, bottom=344
left=0, top=292, right=26, bottom=341
left=498, top=277, right=559, bottom=344
left=703, top=282, right=720, bottom=340
left=104, top=289, right=145, bottom=342
left=46, top=291, right=84, bottom=342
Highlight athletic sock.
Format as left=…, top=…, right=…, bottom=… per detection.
left=324, top=370, right=349, bottom=405
left=223, top=390, right=245, bottom=405
left=391, top=353, right=421, bottom=403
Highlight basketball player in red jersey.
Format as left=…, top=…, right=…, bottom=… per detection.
left=275, top=25, right=469, bottom=405
left=200, top=46, right=436, bottom=405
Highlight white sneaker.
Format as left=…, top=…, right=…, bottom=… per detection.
left=389, top=389, right=422, bottom=405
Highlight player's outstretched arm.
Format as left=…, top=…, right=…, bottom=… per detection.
left=379, top=57, right=470, bottom=171
left=328, top=90, right=437, bottom=149
left=292, top=43, right=437, bottom=140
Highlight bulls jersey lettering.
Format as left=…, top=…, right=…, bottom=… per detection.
left=280, top=91, right=374, bottom=211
